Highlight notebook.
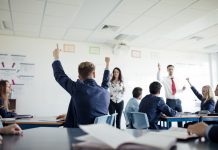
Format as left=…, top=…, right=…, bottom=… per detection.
left=15, top=114, right=33, bottom=119
left=73, top=124, right=177, bottom=150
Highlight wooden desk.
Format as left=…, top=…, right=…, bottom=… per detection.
left=3, top=117, right=64, bottom=130
left=1, top=127, right=218, bottom=150
left=161, top=115, right=199, bottom=128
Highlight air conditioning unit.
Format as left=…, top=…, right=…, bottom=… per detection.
left=113, top=42, right=130, bottom=55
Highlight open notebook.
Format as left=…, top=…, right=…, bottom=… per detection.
left=73, top=124, right=177, bottom=150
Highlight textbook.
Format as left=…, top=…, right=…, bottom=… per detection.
left=73, top=124, right=176, bottom=150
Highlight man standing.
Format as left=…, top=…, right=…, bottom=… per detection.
left=157, top=64, right=186, bottom=127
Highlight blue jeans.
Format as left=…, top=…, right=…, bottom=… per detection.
left=166, top=99, right=183, bottom=127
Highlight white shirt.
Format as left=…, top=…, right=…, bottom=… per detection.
left=157, top=71, right=184, bottom=99
left=109, top=81, right=125, bottom=103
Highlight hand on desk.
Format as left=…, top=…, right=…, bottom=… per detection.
left=56, top=114, right=66, bottom=121
left=187, top=122, right=208, bottom=137
left=0, top=124, right=23, bottom=135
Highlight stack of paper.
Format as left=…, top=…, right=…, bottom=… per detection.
left=73, top=124, right=177, bottom=150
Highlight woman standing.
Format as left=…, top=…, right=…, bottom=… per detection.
left=109, top=67, right=125, bottom=129
left=0, top=80, right=17, bottom=118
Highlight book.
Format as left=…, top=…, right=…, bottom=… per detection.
left=155, top=127, right=198, bottom=140
left=72, top=124, right=177, bottom=150
left=15, top=114, right=33, bottom=119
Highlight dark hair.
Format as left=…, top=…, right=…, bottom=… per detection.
left=149, top=81, right=162, bottom=94
left=167, top=65, right=174, bottom=69
left=0, top=80, right=8, bottom=97
left=132, top=87, right=142, bottom=98
left=111, top=67, right=123, bottom=82
left=78, top=62, right=95, bottom=79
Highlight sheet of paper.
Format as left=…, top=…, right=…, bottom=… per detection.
left=79, top=124, right=135, bottom=149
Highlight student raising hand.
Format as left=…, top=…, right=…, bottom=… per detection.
left=53, top=44, right=61, bottom=60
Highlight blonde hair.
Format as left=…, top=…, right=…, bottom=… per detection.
left=203, top=85, right=214, bottom=101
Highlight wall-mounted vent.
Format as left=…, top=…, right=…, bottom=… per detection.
left=114, top=34, right=137, bottom=42
left=101, top=24, right=120, bottom=32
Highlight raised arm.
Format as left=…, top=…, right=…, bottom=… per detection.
left=52, top=46, right=76, bottom=95
left=186, top=78, right=203, bottom=100
left=157, top=63, right=161, bottom=81
left=101, top=57, right=110, bottom=89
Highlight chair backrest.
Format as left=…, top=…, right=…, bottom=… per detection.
left=130, top=112, right=150, bottom=129
left=0, top=120, right=3, bottom=128
left=94, top=115, right=109, bottom=124
left=94, top=114, right=116, bottom=126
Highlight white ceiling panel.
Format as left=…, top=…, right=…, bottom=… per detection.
left=15, top=31, right=38, bottom=37
left=42, top=16, right=72, bottom=28
left=14, top=24, right=40, bottom=33
left=12, top=12, right=42, bottom=26
left=114, top=0, right=160, bottom=15
left=122, top=15, right=162, bottom=35
left=191, top=24, right=218, bottom=39
left=0, top=29, right=13, bottom=35
left=0, top=0, right=9, bottom=10
left=103, top=12, right=137, bottom=28
left=165, top=9, right=218, bottom=39
left=70, top=0, right=121, bottom=30
left=64, top=28, right=92, bottom=41
left=48, top=0, right=84, bottom=5
left=10, top=0, right=45, bottom=14
left=0, top=10, right=11, bottom=21
left=190, top=0, right=218, bottom=11
left=45, top=2, right=80, bottom=17
left=40, top=27, right=66, bottom=39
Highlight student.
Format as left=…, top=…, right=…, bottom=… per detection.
left=139, top=81, right=177, bottom=129
left=109, top=67, right=125, bottom=129
left=52, top=48, right=110, bottom=127
left=124, top=87, right=142, bottom=128
left=0, top=80, right=17, bottom=118
left=186, top=78, right=215, bottom=113
left=0, top=124, right=22, bottom=135
left=215, top=84, right=218, bottom=113
left=187, top=122, right=218, bottom=143
left=157, top=64, right=185, bottom=127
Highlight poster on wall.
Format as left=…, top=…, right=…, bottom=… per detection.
left=0, top=53, right=35, bottom=99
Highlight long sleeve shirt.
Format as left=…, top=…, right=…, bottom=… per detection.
left=52, top=60, right=110, bottom=127
left=190, top=86, right=215, bottom=113
left=109, top=81, right=125, bottom=103
left=0, top=98, right=16, bottom=118
left=124, top=98, right=139, bottom=125
left=157, top=71, right=184, bottom=99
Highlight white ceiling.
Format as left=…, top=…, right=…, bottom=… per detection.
left=0, top=0, right=218, bottom=52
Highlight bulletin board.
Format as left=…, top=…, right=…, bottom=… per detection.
left=0, top=53, right=35, bottom=99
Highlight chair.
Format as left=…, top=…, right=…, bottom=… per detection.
left=94, top=114, right=116, bottom=126
left=130, top=112, right=150, bottom=129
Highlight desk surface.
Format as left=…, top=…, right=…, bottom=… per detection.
left=3, top=116, right=64, bottom=125
left=1, top=127, right=218, bottom=150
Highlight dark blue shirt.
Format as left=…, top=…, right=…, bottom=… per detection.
left=139, top=94, right=176, bottom=129
left=0, top=97, right=17, bottom=118
left=191, top=86, right=215, bottom=113
left=52, top=60, right=110, bottom=127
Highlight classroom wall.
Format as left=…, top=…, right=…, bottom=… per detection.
left=0, top=35, right=215, bottom=117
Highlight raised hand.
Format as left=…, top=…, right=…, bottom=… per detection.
left=105, top=57, right=110, bottom=69
left=53, top=44, right=61, bottom=59
left=158, top=63, right=161, bottom=71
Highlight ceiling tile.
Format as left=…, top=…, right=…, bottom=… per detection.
left=48, top=0, right=84, bottom=5
left=42, top=16, right=72, bottom=28
left=70, top=0, right=121, bottom=30
left=14, top=31, right=38, bottom=37
left=0, top=0, right=9, bottom=10
left=0, top=10, right=11, bottom=21
left=64, top=28, right=92, bottom=41
left=14, top=24, right=40, bottom=32
left=12, top=12, right=42, bottom=26
left=45, top=2, right=80, bottom=17
left=190, top=0, right=218, bottom=11
left=10, top=0, right=45, bottom=14
left=114, top=0, right=159, bottom=15
left=0, top=30, right=13, bottom=35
